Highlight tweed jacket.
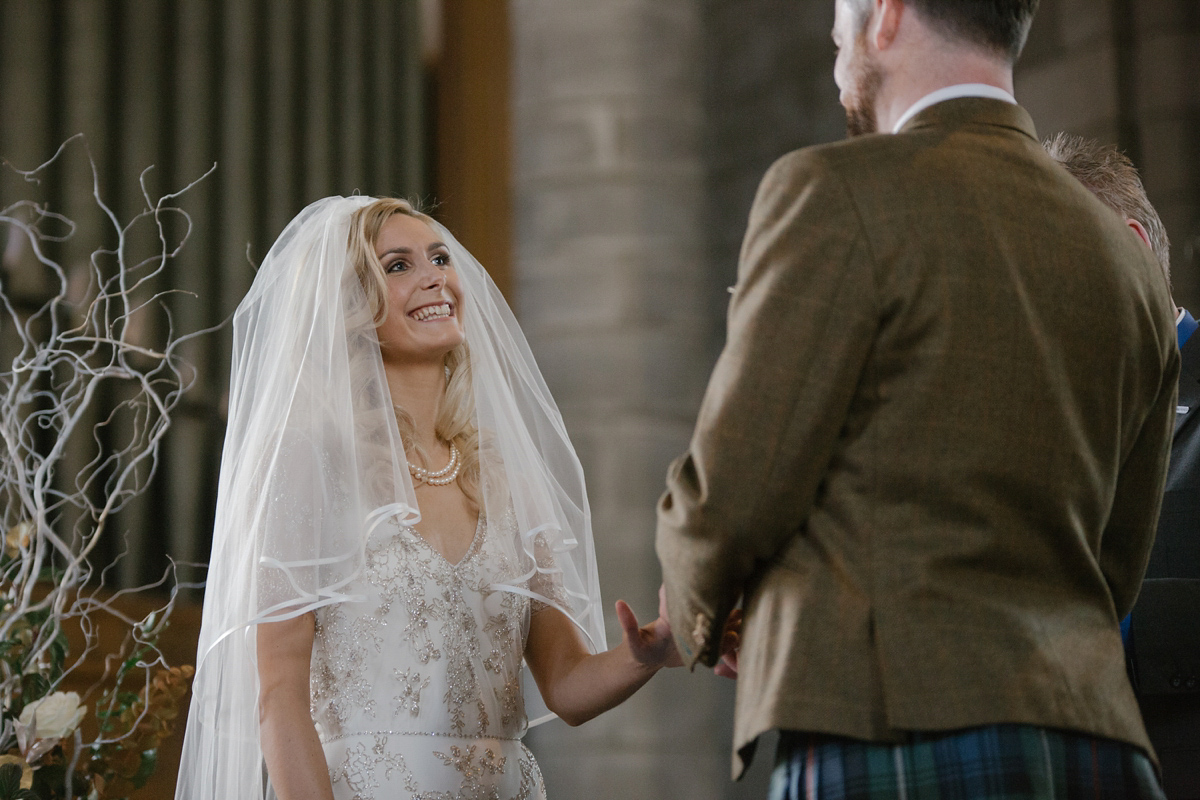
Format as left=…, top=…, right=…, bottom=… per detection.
left=655, top=99, right=1180, bottom=778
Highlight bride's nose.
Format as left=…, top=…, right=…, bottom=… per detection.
left=419, top=263, right=446, bottom=289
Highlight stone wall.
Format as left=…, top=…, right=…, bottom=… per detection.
left=511, top=1, right=736, bottom=795
left=1016, top=0, right=1200, bottom=309
left=702, top=0, right=844, bottom=345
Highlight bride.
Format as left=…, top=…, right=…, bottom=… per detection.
left=175, top=197, right=682, bottom=799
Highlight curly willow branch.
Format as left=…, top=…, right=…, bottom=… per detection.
left=0, top=134, right=217, bottom=791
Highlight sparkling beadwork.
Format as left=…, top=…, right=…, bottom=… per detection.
left=310, top=508, right=557, bottom=798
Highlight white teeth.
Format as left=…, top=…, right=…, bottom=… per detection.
left=411, top=303, right=452, bottom=321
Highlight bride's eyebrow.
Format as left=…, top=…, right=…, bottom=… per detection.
left=378, top=246, right=413, bottom=258
left=428, top=242, right=448, bottom=252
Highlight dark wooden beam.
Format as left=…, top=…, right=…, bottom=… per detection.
left=435, top=0, right=513, bottom=298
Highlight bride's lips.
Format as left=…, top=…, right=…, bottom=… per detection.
left=408, top=301, right=455, bottom=322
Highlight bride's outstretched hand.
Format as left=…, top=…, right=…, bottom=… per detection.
left=615, top=585, right=683, bottom=670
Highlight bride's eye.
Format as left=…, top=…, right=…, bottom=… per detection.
left=432, top=252, right=451, bottom=268
left=386, top=258, right=410, bottom=273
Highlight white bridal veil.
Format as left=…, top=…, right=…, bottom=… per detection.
left=175, top=197, right=605, bottom=799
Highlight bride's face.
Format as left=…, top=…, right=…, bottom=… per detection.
left=373, top=213, right=465, bottom=365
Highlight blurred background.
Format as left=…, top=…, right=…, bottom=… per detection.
left=0, top=0, right=1197, bottom=797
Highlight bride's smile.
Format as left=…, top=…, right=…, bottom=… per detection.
left=409, top=301, right=455, bottom=322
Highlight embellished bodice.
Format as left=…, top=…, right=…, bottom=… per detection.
left=309, top=509, right=558, bottom=799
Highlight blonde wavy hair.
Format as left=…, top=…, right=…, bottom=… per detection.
left=347, top=198, right=481, bottom=507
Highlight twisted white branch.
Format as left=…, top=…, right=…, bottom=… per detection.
left=0, top=134, right=216, bottom=777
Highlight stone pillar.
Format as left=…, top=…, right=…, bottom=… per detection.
left=1016, top=0, right=1200, bottom=309
left=511, top=1, right=746, bottom=797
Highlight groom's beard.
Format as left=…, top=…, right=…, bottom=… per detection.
left=844, top=43, right=883, bottom=138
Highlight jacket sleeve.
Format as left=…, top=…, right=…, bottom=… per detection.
left=655, top=149, right=879, bottom=668
left=1101, top=345, right=1180, bottom=619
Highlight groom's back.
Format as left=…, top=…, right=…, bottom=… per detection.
left=732, top=97, right=1178, bottom=757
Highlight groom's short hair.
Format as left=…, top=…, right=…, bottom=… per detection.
left=1044, top=132, right=1171, bottom=284
left=852, top=0, right=1040, bottom=62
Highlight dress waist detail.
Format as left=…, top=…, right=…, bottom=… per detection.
left=321, top=730, right=521, bottom=745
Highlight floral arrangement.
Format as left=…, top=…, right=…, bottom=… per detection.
left=0, top=137, right=213, bottom=799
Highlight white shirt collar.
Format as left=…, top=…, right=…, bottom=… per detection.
left=891, top=83, right=1017, bottom=134
left=1178, top=307, right=1186, bottom=325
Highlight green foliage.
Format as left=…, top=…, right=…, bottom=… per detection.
left=0, top=764, right=39, bottom=800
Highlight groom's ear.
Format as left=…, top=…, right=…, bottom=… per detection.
left=871, top=0, right=905, bottom=51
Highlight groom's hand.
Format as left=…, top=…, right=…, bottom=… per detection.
left=616, top=587, right=683, bottom=670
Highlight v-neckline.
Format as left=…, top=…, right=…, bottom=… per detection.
left=408, top=513, right=484, bottom=569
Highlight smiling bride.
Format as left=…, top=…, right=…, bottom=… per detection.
left=174, top=196, right=682, bottom=800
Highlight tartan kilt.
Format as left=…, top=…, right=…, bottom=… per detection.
left=769, top=725, right=1165, bottom=800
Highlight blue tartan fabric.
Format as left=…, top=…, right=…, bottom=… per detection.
left=769, top=725, right=1165, bottom=800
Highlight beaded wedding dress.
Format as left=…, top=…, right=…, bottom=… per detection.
left=310, top=508, right=564, bottom=800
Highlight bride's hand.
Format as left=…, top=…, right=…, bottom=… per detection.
left=615, top=585, right=683, bottom=670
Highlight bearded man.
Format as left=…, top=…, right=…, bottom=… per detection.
left=655, top=1, right=1179, bottom=797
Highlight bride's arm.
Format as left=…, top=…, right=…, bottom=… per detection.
left=257, top=613, right=336, bottom=800
left=524, top=587, right=683, bottom=726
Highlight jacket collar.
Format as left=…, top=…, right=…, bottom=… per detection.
left=898, top=97, right=1039, bottom=144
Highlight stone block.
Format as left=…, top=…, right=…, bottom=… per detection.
left=516, top=170, right=707, bottom=258
left=513, top=99, right=622, bottom=180
left=705, top=10, right=800, bottom=99
left=527, top=323, right=714, bottom=419
left=515, top=98, right=704, bottom=183
left=527, top=667, right=775, bottom=798
left=1139, top=115, right=1200, bottom=201
left=1058, top=0, right=1113, bottom=48
left=1015, top=44, right=1119, bottom=135
left=527, top=681, right=733, bottom=797
left=532, top=731, right=729, bottom=799
left=516, top=234, right=711, bottom=330
left=1020, top=0, right=1068, bottom=66
left=1157, top=201, right=1200, bottom=309
left=512, top=1, right=702, bottom=104
left=579, top=412, right=696, bottom=508
left=1134, top=33, right=1200, bottom=116
left=1134, top=0, right=1200, bottom=38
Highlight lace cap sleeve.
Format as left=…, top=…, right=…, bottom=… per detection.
left=527, top=530, right=571, bottom=614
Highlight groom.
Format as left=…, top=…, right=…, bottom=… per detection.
left=656, top=0, right=1179, bottom=796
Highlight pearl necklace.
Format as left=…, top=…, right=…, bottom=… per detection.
left=409, top=443, right=460, bottom=486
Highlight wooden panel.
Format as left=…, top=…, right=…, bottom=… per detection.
left=436, top=0, right=513, bottom=298
left=56, top=593, right=203, bottom=800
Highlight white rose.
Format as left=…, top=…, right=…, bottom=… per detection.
left=18, top=691, right=86, bottom=739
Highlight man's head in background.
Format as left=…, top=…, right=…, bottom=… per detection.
left=834, top=0, right=1040, bottom=136
left=1044, top=132, right=1172, bottom=292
